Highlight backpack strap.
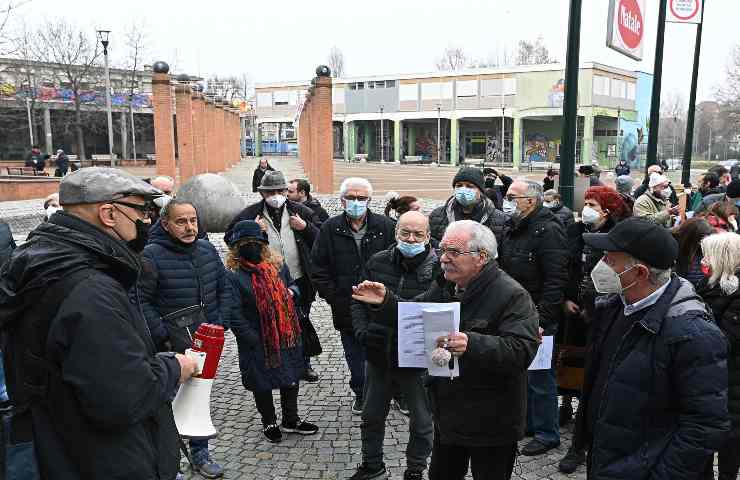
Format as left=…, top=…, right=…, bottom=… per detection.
left=4, top=268, right=94, bottom=443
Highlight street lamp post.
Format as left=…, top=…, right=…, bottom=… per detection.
left=97, top=30, right=115, bottom=166
left=616, top=107, right=621, bottom=168
left=437, top=103, right=441, bottom=166
left=379, top=105, right=384, bottom=163
left=25, top=97, right=34, bottom=147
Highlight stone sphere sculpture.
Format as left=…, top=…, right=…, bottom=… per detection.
left=152, top=61, right=170, bottom=74
left=176, top=174, right=246, bottom=233
left=316, top=65, right=331, bottom=77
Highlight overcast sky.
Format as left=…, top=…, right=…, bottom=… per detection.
left=13, top=0, right=739, bottom=102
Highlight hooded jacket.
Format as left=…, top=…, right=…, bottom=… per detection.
left=0, top=212, right=181, bottom=479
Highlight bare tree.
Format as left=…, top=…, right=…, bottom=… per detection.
left=205, top=75, right=251, bottom=103
left=327, top=46, right=345, bottom=78
left=516, top=36, right=556, bottom=65
left=121, top=21, right=150, bottom=159
left=468, top=45, right=516, bottom=68
left=33, top=18, right=102, bottom=160
left=716, top=44, right=740, bottom=107
left=659, top=91, right=687, bottom=158
left=435, top=46, right=467, bottom=71
left=0, top=0, right=28, bottom=55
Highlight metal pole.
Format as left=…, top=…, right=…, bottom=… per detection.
left=708, top=124, right=712, bottom=161
left=616, top=107, right=621, bottom=167
left=103, top=48, right=115, bottom=165
left=437, top=104, right=441, bottom=165
left=501, top=75, right=505, bottom=164
left=672, top=116, right=677, bottom=163
left=681, top=1, right=705, bottom=185
left=380, top=105, right=384, bottom=163
left=558, top=0, right=583, bottom=209
left=130, top=106, right=137, bottom=161
left=26, top=97, right=34, bottom=147
left=646, top=0, right=669, bottom=169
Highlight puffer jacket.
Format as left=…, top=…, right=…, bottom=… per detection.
left=304, top=195, right=330, bottom=226
left=499, top=205, right=568, bottom=334
left=634, top=190, right=675, bottom=227
left=578, top=276, right=730, bottom=480
left=140, top=221, right=232, bottom=351
left=311, top=210, right=396, bottom=331
left=375, top=262, right=540, bottom=446
left=351, top=245, right=438, bottom=369
left=549, top=203, right=574, bottom=230
left=0, top=219, right=16, bottom=267
left=699, top=276, right=740, bottom=439
left=229, top=263, right=304, bottom=392
left=0, top=212, right=181, bottom=479
left=429, top=195, right=508, bottom=244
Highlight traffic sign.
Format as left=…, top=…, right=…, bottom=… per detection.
left=667, top=0, right=703, bottom=24
left=606, top=0, right=646, bottom=61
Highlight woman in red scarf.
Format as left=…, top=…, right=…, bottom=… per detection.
left=226, top=220, right=319, bottom=443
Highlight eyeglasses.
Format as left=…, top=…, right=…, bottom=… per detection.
left=111, top=200, right=155, bottom=219
left=398, top=230, right=427, bottom=241
left=344, top=195, right=369, bottom=202
left=504, top=194, right=531, bottom=202
left=436, top=247, right=480, bottom=259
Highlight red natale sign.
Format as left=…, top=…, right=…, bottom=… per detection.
left=607, top=0, right=646, bottom=61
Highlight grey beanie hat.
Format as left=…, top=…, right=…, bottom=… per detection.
left=59, top=167, right=162, bottom=205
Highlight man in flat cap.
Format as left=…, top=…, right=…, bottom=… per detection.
left=0, top=167, right=197, bottom=479
left=575, top=217, right=729, bottom=479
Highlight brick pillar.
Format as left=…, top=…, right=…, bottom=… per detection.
left=216, top=103, right=226, bottom=173
left=204, top=98, right=216, bottom=173
left=314, top=74, right=333, bottom=193
left=151, top=63, right=176, bottom=178
left=191, top=91, right=206, bottom=175
left=222, top=105, right=230, bottom=170
left=175, top=84, right=195, bottom=183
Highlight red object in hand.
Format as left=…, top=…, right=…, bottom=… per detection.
left=191, top=324, right=225, bottom=380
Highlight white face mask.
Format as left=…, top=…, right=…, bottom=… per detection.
left=502, top=199, right=518, bottom=216
left=661, top=187, right=672, bottom=199
left=581, top=206, right=602, bottom=225
left=543, top=201, right=557, bottom=209
left=45, top=206, right=59, bottom=218
left=590, top=259, right=638, bottom=294
left=265, top=194, right=287, bottom=209
left=153, top=194, right=173, bottom=208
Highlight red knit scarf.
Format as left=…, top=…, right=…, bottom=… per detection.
left=239, top=259, right=301, bottom=368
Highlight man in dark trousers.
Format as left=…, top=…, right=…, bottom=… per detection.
left=311, top=177, right=396, bottom=414
left=228, top=170, right=322, bottom=382
left=499, top=179, right=568, bottom=457
left=0, top=167, right=197, bottom=479
left=577, top=217, right=729, bottom=479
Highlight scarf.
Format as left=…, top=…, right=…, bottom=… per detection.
left=240, top=259, right=301, bottom=368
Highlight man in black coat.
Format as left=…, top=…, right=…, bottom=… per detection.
left=252, top=158, right=274, bottom=192
left=577, top=217, right=729, bottom=479
left=0, top=219, right=16, bottom=267
left=352, top=219, right=540, bottom=480
left=499, top=179, right=568, bottom=456
left=482, top=167, right=513, bottom=210
left=311, top=177, right=396, bottom=414
left=543, top=189, right=574, bottom=230
left=287, top=178, right=330, bottom=226
left=429, top=167, right=508, bottom=244
left=0, top=167, right=197, bottom=479
left=349, top=211, right=437, bottom=480
left=228, top=170, right=321, bottom=381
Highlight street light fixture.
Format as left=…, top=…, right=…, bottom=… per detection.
left=97, top=29, right=115, bottom=166
left=379, top=105, right=384, bottom=163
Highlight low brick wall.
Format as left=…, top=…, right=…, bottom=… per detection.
left=0, top=176, right=61, bottom=201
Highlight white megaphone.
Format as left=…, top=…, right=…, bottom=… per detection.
left=172, top=323, right=225, bottom=439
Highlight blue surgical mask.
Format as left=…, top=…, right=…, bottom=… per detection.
left=345, top=199, right=368, bottom=219
left=502, top=199, right=518, bottom=216
left=396, top=240, right=426, bottom=258
left=454, top=187, right=478, bottom=207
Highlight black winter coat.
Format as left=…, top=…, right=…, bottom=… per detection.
left=499, top=205, right=568, bottom=334
left=0, top=212, right=181, bottom=479
left=549, top=203, right=574, bottom=230
left=699, top=277, right=740, bottom=439
left=614, top=163, right=630, bottom=176
left=228, top=199, right=319, bottom=299
left=375, top=262, right=540, bottom=446
left=311, top=211, right=396, bottom=331
left=304, top=196, right=330, bottom=226
left=429, top=195, right=508, bottom=245
left=229, top=264, right=304, bottom=392
left=351, top=246, right=438, bottom=369
left=139, top=222, right=233, bottom=352
left=0, top=219, right=16, bottom=267
left=252, top=165, right=274, bottom=192
left=578, top=276, right=730, bottom=480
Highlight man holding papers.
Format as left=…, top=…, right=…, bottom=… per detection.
left=352, top=220, right=540, bottom=480
left=350, top=211, right=437, bottom=480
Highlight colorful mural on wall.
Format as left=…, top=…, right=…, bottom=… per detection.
left=618, top=71, right=652, bottom=168
left=548, top=79, right=565, bottom=108
left=0, top=83, right=153, bottom=108
left=526, top=133, right=558, bottom=163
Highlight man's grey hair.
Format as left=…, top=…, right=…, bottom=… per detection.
left=615, top=175, right=634, bottom=195
left=340, top=177, right=373, bottom=197
left=444, top=220, right=498, bottom=261
left=161, top=198, right=196, bottom=221
left=523, top=180, right=544, bottom=207
left=625, top=255, right=671, bottom=286
left=544, top=189, right=561, bottom=200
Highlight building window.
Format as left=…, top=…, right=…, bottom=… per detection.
left=375, top=81, right=386, bottom=89
left=593, top=75, right=610, bottom=97
left=626, top=82, right=636, bottom=101
left=399, top=83, right=417, bottom=101
left=349, top=83, right=357, bottom=90
left=611, top=79, right=626, bottom=98
left=257, top=92, right=272, bottom=107
left=357, top=82, right=365, bottom=90
left=480, top=78, right=515, bottom=97
left=456, top=79, right=478, bottom=98
left=367, top=82, right=375, bottom=89
left=385, top=80, right=396, bottom=88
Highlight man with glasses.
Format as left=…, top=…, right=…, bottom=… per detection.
left=139, top=199, right=233, bottom=478
left=352, top=220, right=540, bottom=480
left=499, top=180, right=568, bottom=457
left=349, top=211, right=437, bottom=480
left=311, top=177, right=396, bottom=414
left=0, top=167, right=198, bottom=479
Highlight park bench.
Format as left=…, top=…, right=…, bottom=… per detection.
left=145, top=154, right=156, bottom=165
left=353, top=154, right=368, bottom=163
left=5, top=167, right=48, bottom=176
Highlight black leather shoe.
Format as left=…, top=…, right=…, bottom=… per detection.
left=558, top=446, right=585, bottom=473
left=302, top=367, right=319, bottom=383
left=521, top=438, right=560, bottom=456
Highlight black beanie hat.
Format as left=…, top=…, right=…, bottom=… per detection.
left=452, top=167, right=485, bottom=192
left=727, top=179, right=740, bottom=198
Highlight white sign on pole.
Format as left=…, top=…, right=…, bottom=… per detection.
left=606, top=0, right=647, bottom=61
left=667, top=0, right=703, bottom=24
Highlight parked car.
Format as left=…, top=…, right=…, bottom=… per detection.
left=664, top=158, right=682, bottom=171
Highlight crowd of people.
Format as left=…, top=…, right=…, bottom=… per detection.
left=0, top=158, right=737, bottom=480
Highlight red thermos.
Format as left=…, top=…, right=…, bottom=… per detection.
left=190, top=323, right=224, bottom=379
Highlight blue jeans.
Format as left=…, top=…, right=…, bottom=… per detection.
left=526, top=367, right=560, bottom=446
left=0, top=351, right=8, bottom=403
left=340, top=331, right=366, bottom=399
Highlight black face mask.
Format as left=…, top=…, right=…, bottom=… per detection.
left=239, top=243, right=263, bottom=263
left=113, top=205, right=149, bottom=254
left=484, top=178, right=496, bottom=188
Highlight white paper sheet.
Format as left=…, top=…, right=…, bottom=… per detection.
left=398, top=302, right=460, bottom=377
left=528, top=336, right=554, bottom=371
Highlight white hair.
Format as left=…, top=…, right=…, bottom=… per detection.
left=444, top=220, right=498, bottom=261
left=340, top=177, right=373, bottom=197
left=625, top=255, right=671, bottom=287
left=701, top=232, right=740, bottom=295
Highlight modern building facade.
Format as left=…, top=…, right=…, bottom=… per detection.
left=255, top=62, right=651, bottom=169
